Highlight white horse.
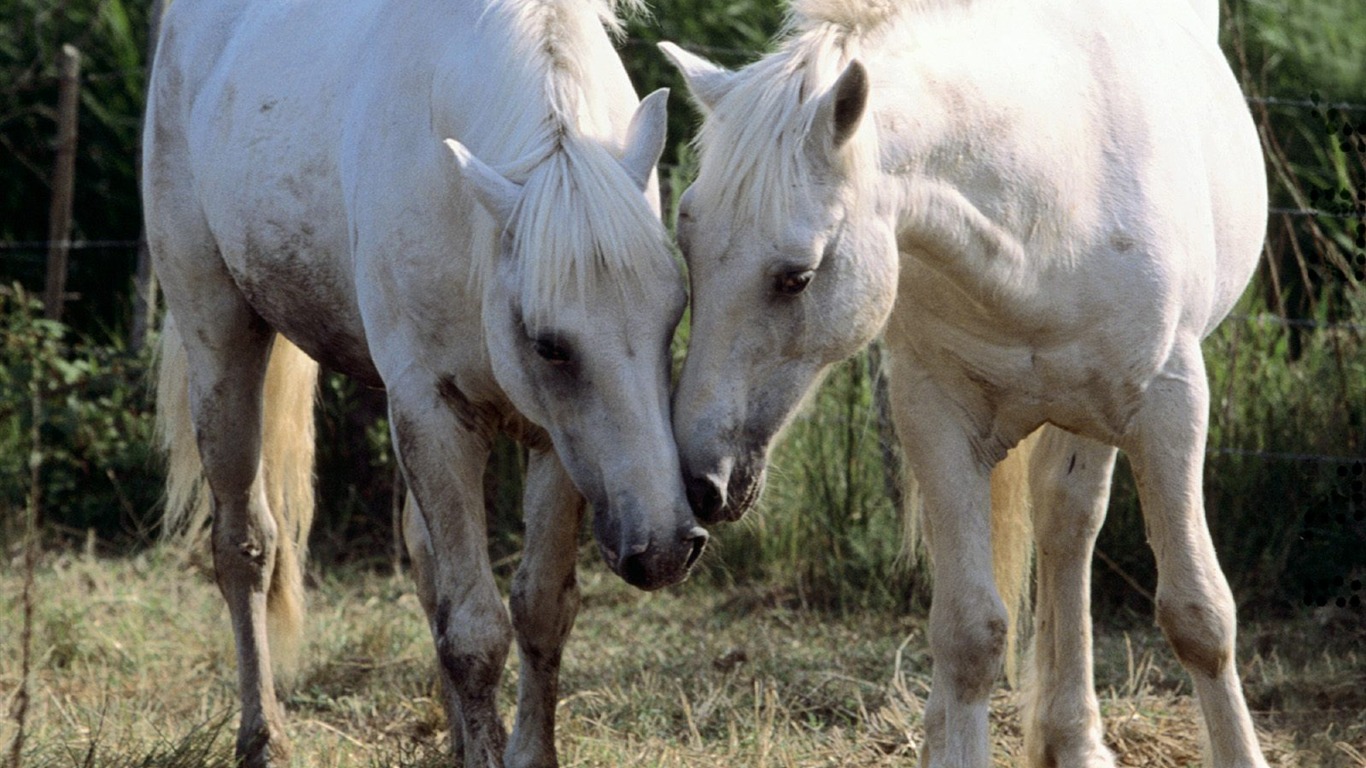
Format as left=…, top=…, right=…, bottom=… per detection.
left=145, top=0, right=705, bottom=765
left=662, top=0, right=1268, bottom=765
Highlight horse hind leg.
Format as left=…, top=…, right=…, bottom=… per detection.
left=148, top=117, right=303, bottom=763
left=1123, top=339, right=1268, bottom=768
left=176, top=299, right=291, bottom=766
left=1022, top=426, right=1117, bottom=768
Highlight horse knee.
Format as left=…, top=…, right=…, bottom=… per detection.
left=933, top=601, right=1008, bottom=700
left=433, top=595, right=512, bottom=700
left=1155, top=592, right=1234, bottom=679
left=509, top=570, right=578, bottom=655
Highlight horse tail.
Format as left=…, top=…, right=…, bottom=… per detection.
left=900, top=429, right=1037, bottom=687
left=990, top=430, right=1038, bottom=687
left=156, top=313, right=319, bottom=682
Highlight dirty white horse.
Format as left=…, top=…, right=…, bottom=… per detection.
left=146, top=0, right=705, bottom=765
left=662, top=0, right=1268, bottom=765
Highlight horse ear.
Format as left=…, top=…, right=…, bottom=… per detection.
left=444, top=138, right=521, bottom=228
left=813, top=60, right=869, bottom=152
left=658, top=41, right=734, bottom=114
left=620, top=88, right=669, bottom=191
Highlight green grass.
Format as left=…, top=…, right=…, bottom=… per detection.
left=2, top=549, right=1362, bottom=767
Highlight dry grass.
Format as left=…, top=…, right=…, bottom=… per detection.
left=1, top=548, right=1362, bottom=767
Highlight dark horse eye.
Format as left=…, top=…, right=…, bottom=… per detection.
left=774, top=269, right=815, bottom=296
left=532, top=336, right=574, bottom=365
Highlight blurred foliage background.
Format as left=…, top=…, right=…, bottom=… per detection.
left=0, top=0, right=1362, bottom=620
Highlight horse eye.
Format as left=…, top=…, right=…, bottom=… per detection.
left=774, top=269, right=815, bottom=296
left=532, top=336, right=574, bottom=365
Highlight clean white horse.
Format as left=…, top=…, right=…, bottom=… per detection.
left=662, top=0, right=1268, bottom=766
left=145, top=0, right=705, bottom=765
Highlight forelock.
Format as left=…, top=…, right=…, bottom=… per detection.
left=510, top=136, right=673, bottom=326
left=692, top=16, right=882, bottom=234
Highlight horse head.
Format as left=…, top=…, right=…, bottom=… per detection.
left=663, top=45, right=900, bottom=524
left=446, top=90, right=708, bottom=589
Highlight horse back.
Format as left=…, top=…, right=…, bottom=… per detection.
left=893, top=0, right=1263, bottom=336
left=146, top=0, right=479, bottom=383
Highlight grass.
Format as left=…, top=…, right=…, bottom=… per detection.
left=1, top=547, right=1363, bottom=767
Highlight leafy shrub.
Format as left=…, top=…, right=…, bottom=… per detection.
left=0, top=284, right=160, bottom=549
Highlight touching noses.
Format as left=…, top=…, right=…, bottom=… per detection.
left=617, top=523, right=710, bottom=591
left=684, top=470, right=727, bottom=524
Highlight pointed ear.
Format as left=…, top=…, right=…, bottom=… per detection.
left=658, top=41, right=735, bottom=114
left=811, top=60, right=869, bottom=152
left=445, top=138, right=521, bottom=228
left=620, top=88, right=670, bottom=190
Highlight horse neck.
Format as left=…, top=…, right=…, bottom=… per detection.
left=437, top=0, right=628, bottom=164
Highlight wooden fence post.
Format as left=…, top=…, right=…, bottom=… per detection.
left=43, top=44, right=81, bottom=322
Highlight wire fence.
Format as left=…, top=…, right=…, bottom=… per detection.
left=3, top=49, right=1362, bottom=469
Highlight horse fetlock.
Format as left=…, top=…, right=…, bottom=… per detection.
left=505, top=740, right=559, bottom=768
left=236, top=716, right=291, bottom=768
left=1025, top=720, right=1114, bottom=768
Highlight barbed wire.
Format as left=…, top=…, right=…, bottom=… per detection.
left=1248, top=95, right=1366, bottom=114
left=0, top=239, right=139, bottom=250
left=1269, top=207, right=1364, bottom=220
left=1209, top=447, right=1365, bottom=465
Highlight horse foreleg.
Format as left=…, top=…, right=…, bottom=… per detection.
left=1023, top=427, right=1118, bottom=768
left=505, top=449, right=586, bottom=768
left=390, top=384, right=511, bottom=768
left=1123, top=340, right=1268, bottom=768
left=180, top=307, right=290, bottom=767
left=401, top=490, right=464, bottom=756
left=892, top=377, right=1004, bottom=768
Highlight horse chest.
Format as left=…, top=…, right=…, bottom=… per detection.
left=892, top=306, right=1162, bottom=445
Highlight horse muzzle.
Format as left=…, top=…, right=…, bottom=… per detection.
left=594, top=513, right=709, bottom=591
left=683, top=457, right=765, bottom=524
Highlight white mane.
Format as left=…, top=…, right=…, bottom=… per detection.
left=476, top=0, right=671, bottom=321
left=691, top=1, right=893, bottom=234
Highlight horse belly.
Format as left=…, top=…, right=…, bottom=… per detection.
left=892, top=273, right=1174, bottom=447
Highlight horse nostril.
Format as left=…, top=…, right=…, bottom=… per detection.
left=619, top=551, right=650, bottom=589
left=685, top=475, right=725, bottom=522
left=683, top=526, right=708, bottom=570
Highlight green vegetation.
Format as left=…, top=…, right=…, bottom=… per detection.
left=0, top=286, right=158, bottom=551
left=0, top=0, right=1362, bottom=762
